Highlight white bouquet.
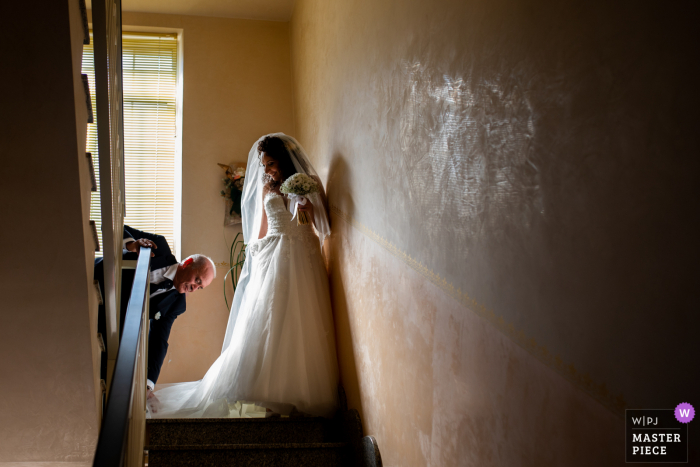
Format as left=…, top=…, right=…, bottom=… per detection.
left=280, top=173, right=319, bottom=225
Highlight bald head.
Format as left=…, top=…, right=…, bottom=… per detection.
left=173, top=254, right=216, bottom=294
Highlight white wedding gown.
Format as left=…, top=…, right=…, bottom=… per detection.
left=151, top=192, right=339, bottom=418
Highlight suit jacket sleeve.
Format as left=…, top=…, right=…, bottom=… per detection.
left=147, top=292, right=186, bottom=384
left=124, top=225, right=172, bottom=258
left=123, top=225, right=178, bottom=270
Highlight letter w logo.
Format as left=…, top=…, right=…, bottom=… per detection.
left=679, top=409, right=690, bottom=418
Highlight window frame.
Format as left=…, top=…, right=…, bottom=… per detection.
left=85, top=25, right=184, bottom=259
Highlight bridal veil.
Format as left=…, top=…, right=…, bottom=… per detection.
left=221, top=133, right=330, bottom=354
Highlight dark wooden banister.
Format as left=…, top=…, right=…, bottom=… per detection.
left=92, top=247, right=151, bottom=466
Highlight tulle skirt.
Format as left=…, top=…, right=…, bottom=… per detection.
left=151, top=228, right=339, bottom=418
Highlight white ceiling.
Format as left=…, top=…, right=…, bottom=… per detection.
left=87, top=0, right=296, bottom=22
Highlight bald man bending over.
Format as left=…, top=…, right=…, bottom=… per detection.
left=94, top=225, right=215, bottom=407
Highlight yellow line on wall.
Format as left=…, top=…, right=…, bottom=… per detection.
left=330, top=204, right=626, bottom=417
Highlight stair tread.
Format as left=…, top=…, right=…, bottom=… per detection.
left=147, top=417, right=327, bottom=424
left=147, top=416, right=342, bottom=446
left=147, top=442, right=348, bottom=450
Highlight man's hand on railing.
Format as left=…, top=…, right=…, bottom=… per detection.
left=146, top=389, right=161, bottom=414
left=125, top=238, right=156, bottom=257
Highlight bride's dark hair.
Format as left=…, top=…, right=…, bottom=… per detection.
left=258, top=136, right=297, bottom=186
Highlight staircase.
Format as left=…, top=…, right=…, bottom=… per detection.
left=147, top=417, right=347, bottom=466
left=145, top=402, right=382, bottom=467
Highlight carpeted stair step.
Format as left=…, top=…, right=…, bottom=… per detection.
left=146, top=442, right=351, bottom=467
left=147, top=417, right=340, bottom=446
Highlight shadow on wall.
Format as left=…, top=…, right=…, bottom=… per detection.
left=326, top=154, right=365, bottom=423
left=327, top=152, right=355, bottom=218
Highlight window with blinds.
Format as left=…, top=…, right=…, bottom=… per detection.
left=82, top=31, right=179, bottom=257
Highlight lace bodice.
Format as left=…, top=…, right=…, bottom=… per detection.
left=264, top=192, right=295, bottom=236
left=248, top=192, right=316, bottom=259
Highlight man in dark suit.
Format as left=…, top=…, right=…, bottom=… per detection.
left=95, top=225, right=216, bottom=406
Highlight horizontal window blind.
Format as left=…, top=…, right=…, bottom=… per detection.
left=83, top=32, right=179, bottom=257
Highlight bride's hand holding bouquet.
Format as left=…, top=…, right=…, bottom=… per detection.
left=296, top=197, right=315, bottom=226
left=280, top=173, right=319, bottom=225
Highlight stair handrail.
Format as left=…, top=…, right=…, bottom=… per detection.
left=92, top=0, right=126, bottom=383
left=92, top=247, right=151, bottom=467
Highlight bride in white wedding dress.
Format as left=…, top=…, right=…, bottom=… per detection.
left=150, top=133, right=339, bottom=418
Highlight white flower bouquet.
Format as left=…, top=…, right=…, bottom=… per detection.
left=280, top=173, right=319, bottom=225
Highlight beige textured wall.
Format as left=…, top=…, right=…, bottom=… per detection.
left=290, top=0, right=699, bottom=465
left=117, top=11, right=295, bottom=384
left=0, top=0, right=99, bottom=464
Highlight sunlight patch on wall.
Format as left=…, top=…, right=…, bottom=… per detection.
left=380, top=60, right=542, bottom=257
